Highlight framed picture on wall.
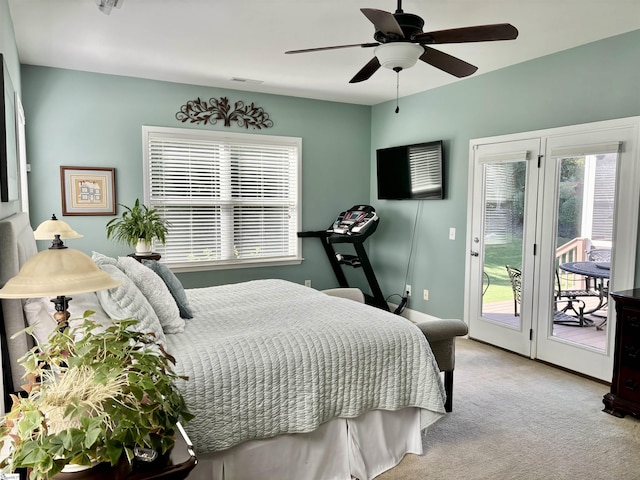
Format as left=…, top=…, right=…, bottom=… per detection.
left=60, top=166, right=116, bottom=215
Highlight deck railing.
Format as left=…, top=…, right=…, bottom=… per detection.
left=555, top=237, right=590, bottom=290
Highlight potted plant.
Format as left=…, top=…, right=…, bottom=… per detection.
left=0, top=314, right=192, bottom=480
left=106, top=199, right=170, bottom=254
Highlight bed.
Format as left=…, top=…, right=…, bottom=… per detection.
left=0, top=212, right=446, bottom=480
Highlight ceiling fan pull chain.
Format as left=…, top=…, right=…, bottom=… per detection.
left=395, top=68, right=400, bottom=113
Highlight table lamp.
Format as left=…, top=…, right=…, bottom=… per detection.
left=0, top=216, right=120, bottom=330
left=33, top=213, right=83, bottom=240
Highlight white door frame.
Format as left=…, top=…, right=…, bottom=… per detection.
left=464, top=116, right=640, bottom=379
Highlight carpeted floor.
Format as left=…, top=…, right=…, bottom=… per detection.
left=377, top=338, right=640, bottom=480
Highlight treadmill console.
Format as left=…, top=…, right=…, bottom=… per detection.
left=330, top=205, right=378, bottom=235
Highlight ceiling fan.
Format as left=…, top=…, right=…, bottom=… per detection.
left=285, top=0, right=518, bottom=84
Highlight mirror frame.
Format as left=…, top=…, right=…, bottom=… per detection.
left=0, top=53, right=18, bottom=202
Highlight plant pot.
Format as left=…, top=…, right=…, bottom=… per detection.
left=135, top=239, right=152, bottom=255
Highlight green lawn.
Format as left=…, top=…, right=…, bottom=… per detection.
left=483, top=242, right=523, bottom=303
left=482, top=236, right=571, bottom=304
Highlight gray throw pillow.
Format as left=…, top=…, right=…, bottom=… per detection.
left=118, top=256, right=184, bottom=334
left=96, top=264, right=167, bottom=345
left=141, top=260, right=194, bottom=319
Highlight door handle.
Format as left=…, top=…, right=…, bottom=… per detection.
left=470, top=251, right=479, bottom=257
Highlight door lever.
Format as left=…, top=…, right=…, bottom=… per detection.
left=470, top=251, right=479, bottom=257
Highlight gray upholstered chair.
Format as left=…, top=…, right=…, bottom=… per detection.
left=323, top=288, right=468, bottom=412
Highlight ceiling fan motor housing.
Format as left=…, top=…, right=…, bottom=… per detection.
left=374, top=12, right=425, bottom=42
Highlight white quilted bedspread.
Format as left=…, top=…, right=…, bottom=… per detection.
left=166, top=279, right=446, bottom=454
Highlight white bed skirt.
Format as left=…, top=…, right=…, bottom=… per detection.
left=188, top=407, right=442, bottom=480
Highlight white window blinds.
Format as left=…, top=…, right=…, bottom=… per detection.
left=143, top=126, right=301, bottom=270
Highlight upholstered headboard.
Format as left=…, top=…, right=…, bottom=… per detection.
left=0, top=212, right=38, bottom=395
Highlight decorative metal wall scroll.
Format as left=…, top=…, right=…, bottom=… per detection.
left=175, top=97, right=274, bottom=129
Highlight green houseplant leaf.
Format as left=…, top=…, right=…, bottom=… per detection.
left=106, top=198, right=170, bottom=247
left=0, top=314, right=192, bottom=480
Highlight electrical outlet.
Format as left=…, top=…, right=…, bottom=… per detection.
left=405, top=284, right=411, bottom=297
left=423, top=289, right=429, bottom=301
left=304, top=279, right=312, bottom=287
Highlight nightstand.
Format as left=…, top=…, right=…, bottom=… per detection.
left=603, top=289, right=640, bottom=418
left=128, top=252, right=161, bottom=263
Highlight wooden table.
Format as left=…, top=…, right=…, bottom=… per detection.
left=127, top=423, right=197, bottom=480
left=48, top=424, right=196, bottom=480
left=128, top=252, right=162, bottom=263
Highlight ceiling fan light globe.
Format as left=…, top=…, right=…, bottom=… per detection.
left=374, top=43, right=423, bottom=70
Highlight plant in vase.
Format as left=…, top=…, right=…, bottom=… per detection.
left=105, top=199, right=170, bottom=255
left=0, top=314, right=192, bottom=480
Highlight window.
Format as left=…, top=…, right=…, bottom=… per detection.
left=143, top=126, right=301, bottom=271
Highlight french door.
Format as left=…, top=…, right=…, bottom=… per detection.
left=465, top=118, right=640, bottom=381
left=466, top=138, right=540, bottom=357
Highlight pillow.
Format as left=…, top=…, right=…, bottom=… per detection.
left=118, top=256, right=184, bottom=334
left=23, top=298, right=57, bottom=344
left=141, top=260, right=193, bottom=319
left=96, top=264, right=167, bottom=345
left=92, top=251, right=118, bottom=267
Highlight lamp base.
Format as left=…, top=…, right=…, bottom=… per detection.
left=51, top=295, right=72, bottom=331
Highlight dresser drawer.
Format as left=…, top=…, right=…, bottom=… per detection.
left=621, top=344, right=640, bottom=369
left=619, top=307, right=640, bottom=333
left=616, top=365, right=640, bottom=403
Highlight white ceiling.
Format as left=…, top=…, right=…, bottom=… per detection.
left=8, top=0, right=640, bottom=106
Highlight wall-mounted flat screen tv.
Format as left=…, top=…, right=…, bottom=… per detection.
left=376, top=140, right=444, bottom=200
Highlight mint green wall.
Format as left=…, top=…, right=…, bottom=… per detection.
left=369, top=29, right=640, bottom=319
left=21, top=66, right=371, bottom=289
left=18, top=29, right=640, bottom=315
left=0, top=0, right=22, bottom=221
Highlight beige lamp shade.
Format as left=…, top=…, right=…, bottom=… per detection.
left=0, top=247, right=121, bottom=298
left=33, top=215, right=83, bottom=240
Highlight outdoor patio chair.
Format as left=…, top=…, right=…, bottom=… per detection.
left=555, top=268, right=600, bottom=306
left=586, top=248, right=611, bottom=330
left=506, top=265, right=522, bottom=317
left=506, top=265, right=588, bottom=327
left=586, top=248, right=611, bottom=262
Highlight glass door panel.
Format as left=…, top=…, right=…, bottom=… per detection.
left=481, top=161, right=526, bottom=329
left=552, top=154, right=616, bottom=351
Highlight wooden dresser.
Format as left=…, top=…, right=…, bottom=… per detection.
left=603, top=289, right=640, bottom=417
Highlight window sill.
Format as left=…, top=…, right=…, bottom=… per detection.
left=169, top=257, right=303, bottom=273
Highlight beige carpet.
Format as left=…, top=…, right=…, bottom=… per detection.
left=378, top=338, right=640, bottom=480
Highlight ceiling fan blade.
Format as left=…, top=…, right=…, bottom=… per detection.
left=414, top=23, right=518, bottom=44
left=419, top=46, right=478, bottom=78
left=361, top=8, right=404, bottom=38
left=349, top=57, right=381, bottom=83
left=285, top=43, right=378, bottom=54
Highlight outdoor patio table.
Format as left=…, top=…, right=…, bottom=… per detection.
left=559, top=261, right=610, bottom=316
